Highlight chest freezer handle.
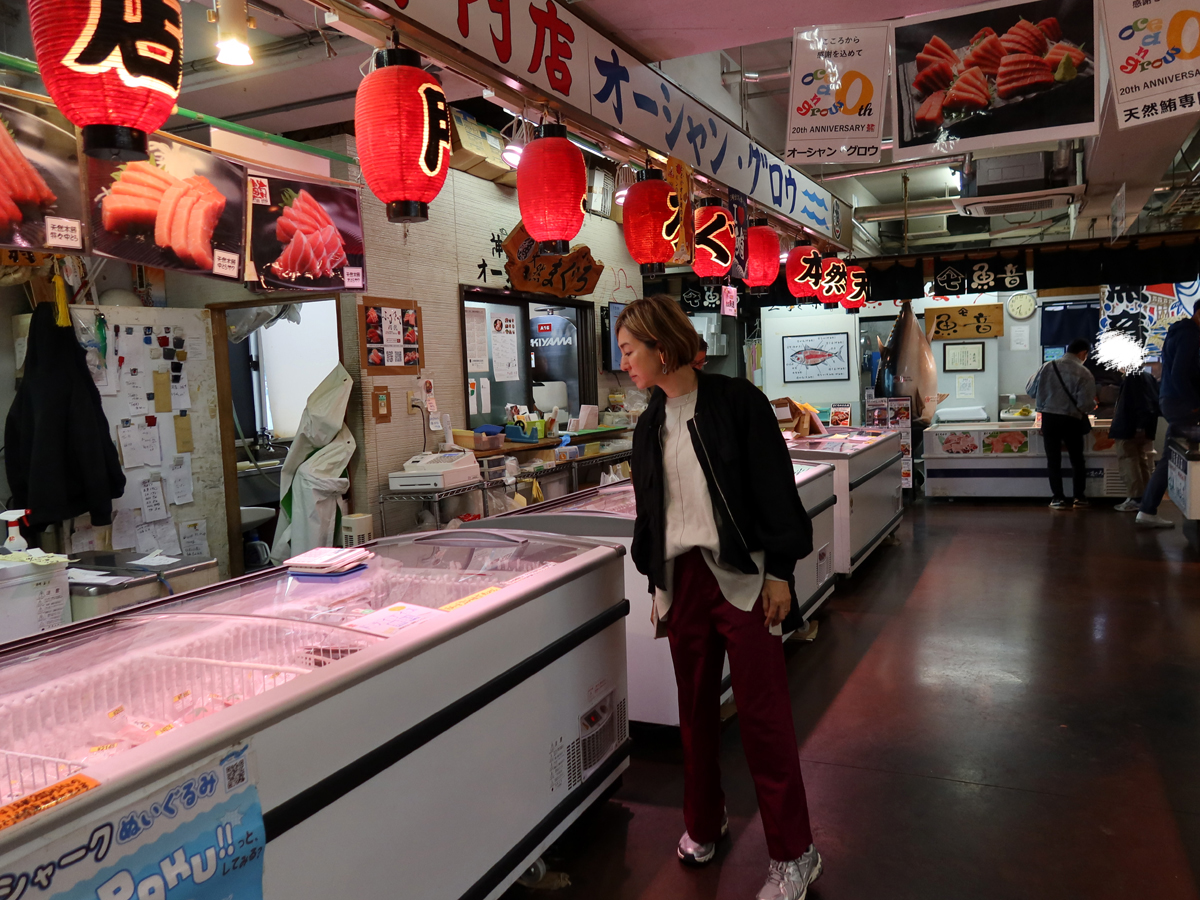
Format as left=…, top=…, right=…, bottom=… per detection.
left=411, top=530, right=530, bottom=546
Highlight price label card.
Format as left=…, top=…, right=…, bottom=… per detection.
left=44, top=217, right=83, bottom=249
left=249, top=177, right=270, bottom=205
left=343, top=267, right=364, bottom=289
left=212, top=249, right=240, bottom=279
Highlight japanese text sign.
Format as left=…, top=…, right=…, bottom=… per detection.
left=1102, top=0, right=1200, bottom=127
left=924, top=302, right=1006, bottom=339
left=786, top=23, right=890, bottom=164
left=0, top=744, right=264, bottom=900
left=932, top=254, right=1027, bottom=295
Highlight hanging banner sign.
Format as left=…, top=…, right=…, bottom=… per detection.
left=924, top=302, right=1007, bottom=339
left=932, top=254, right=1028, bottom=294
left=0, top=744, right=264, bottom=900
left=0, top=90, right=84, bottom=253
left=390, top=0, right=842, bottom=241
left=890, top=0, right=1099, bottom=160
left=87, top=135, right=247, bottom=280
left=1103, top=0, right=1200, bottom=127
left=728, top=189, right=749, bottom=280
left=248, top=175, right=366, bottom=292
left=664, top=157, right=695, bottom=265
left=785, top=23, right=890, bottom=164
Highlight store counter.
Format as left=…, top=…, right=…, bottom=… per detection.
left=0, top=529, right=629, bottom=900
left=786, top=429, right=903, bottom=575
left=924, top=419, right=1123, bottom=498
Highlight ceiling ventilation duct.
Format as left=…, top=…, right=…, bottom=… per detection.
left=953, top=185, right=1086, bottom=217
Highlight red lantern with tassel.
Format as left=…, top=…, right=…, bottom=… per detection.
left=355, top=48, right=452, bottom=223
left=622, top=169, right=680, bottom=276
left=517, top=123, right=586, bottom=255
left=841, top=264, right=868, bottom=312
left=29, top=0, right=183, bottom=159
left=819, top=257, right=849, bottom=305
left=692, top=198, right=734, bottom=283
left=744, top=220, right=780, bottom=291
left=786, top=244, right=822, bottom=299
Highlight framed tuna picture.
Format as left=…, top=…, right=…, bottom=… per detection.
left=249, top=175, right=365, bottom=292
left=782, top=333, right=851, bottom=383
left=85, top=134, right=246, bottom=279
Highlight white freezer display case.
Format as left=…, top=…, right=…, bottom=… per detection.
left=466, top=473, right=836, bottom=726
left=0, top=529, right=629, bottom=900
left=923, top=419, right=1123, bottom=498
left=1167, top=436, right=1200, bottom=519
left=787, top=428, right=903, bottom=575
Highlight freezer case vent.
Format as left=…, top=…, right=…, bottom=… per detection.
left=566, top=739, right=582, bottom=790
left=1102, top=467, right=1127, bottom=497
left=617, top=698, right=628, bottom=743
left=579, top=691, right=616, bottom=774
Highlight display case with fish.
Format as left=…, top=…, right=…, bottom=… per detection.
left=250, top=176, right=365, bottom=292
left=86, top=135, right=246, bottom=278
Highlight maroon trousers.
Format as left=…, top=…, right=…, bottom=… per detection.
left=666, top=548, right=814, bottom=862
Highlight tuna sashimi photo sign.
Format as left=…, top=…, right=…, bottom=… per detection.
left=86, top=136, right=247, bottom=279
left=0, top=89, right=84, bottom=252
left=889, top=0, right=1100, bottom=159
left=1102, top=0, right=1200, bottom=127
left=249, top=176, right=365, bottom=292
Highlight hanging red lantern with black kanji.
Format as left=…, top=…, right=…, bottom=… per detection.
left=819, top=257, right=849, bottom=305
left=841, top=264, right=868, bottom=312
left=744, top=220, right=780, bottom=291
left=517, top=123, right=587, bottom=256
left=692, top=198, right=735, bottom=283
left=622, top=168, right=680, bottom=276
left=786, top=245, right=822, bottom=300
left=355, top=48, right=452, bottom=224
left=29, top=0, right=183, bottom=160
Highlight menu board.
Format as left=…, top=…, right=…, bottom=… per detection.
left=359, top=298, right=423, bottom=375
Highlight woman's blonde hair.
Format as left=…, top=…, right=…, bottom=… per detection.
left=614, top=295, right=700, bottom=373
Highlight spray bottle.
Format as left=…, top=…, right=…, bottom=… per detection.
left=0, top=510, right=30, bottom=552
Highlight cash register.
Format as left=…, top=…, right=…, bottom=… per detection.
left=388, top=451, right=482, bottom=490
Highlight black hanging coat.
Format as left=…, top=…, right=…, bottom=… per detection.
left=4, top=303, right=125, bottom=527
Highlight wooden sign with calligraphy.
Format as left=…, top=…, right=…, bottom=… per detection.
left=924, top=302, right=1005, bottom=340
left=502, top=221, right=605, bottom=297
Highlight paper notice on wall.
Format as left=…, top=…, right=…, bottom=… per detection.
left=134, top=522, right=157, bottom=553
left=111, top=508, right=139, bottom=550
left=465, top=306, right=489, bottom=372
left=138, top=419, right=162, bottom=467
left=140, top=479, right=170, bottom=522
left=480, top=377, right=492, bottom=414
left=70, top=526, right=97, bottom=553
left=956, top=374, right=975, bottom=399
left=184, top=335, right=207, bottom=360
left=171, top=370, right=190, bottom=411
left=1011, top=324, right=1030, bottom=351
left=152, top=369, right=172, bottom=413
left=167, top=455, right=194, bottom=505
left=468, top=378, right=478, bottom=415
left=152, top=519, right=183, bottom=556
left=124, top=367, right=150, bottom=416
left=174, top=412, right=194, bottom=453
left=490, top=315, right=520, bottom=382
left=118, top=423, right=140, bottom=468
left=180, top=519, right=210, bottom=558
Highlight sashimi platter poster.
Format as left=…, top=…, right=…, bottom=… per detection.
left=0, top=89, right=84, bottom=253
left=248, top=176, right=366, bottom=292
left=890, top=0, right=1099, bottom=159
left=86, top=136, right=247, bottom=279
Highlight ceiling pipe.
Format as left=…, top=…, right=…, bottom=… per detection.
left=721, top=64, right=790, bottom=86
left=856, top=197, right=959, bottom=222
left=821, top=155, right=966, bottom=182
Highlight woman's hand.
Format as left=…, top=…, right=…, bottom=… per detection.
left=761, top=579, right=791, bottom=628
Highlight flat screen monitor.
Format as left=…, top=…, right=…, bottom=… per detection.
left=602, top=301, right=626, bottom=371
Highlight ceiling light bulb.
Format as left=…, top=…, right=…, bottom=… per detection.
left=215, top=0, right=253, bottom=66
left=216, top=38, right=253, bottom=66
left=614, top=187, right=628, bottom=206
left=501, top=142, right=523, bottom=168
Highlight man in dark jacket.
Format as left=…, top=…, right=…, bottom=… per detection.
left=1110, top=368, right=1160, bottom=512
left=4, top=302, right=125, bottom=530
left=1138, top=306, right=1200, bottom=527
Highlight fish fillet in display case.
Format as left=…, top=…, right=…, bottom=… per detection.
left=787, top=428, right=904, bottom=575
left=464, top=474, right=836, bottom=726
left=0, top=530, right=629, bottom=900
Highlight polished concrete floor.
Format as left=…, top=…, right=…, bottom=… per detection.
left=512, top=500, right=1200, bottom=899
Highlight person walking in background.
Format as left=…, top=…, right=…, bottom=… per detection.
left=1027, top=338, right=1097, bottom=510
left=1110, top=365, right=1160, bottom=512
left=619, top=296, right=821, bottom=900
left=1137, top=303, right=1200, bottom=528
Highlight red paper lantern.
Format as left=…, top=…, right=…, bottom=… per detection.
left=622, top=169, right=680, bottom=276
left=29, top=0, right=183, bottom=159
left=819, top=257, right=849, bottom=305
left=355, top=48, right=452, bottom=224
left=693, top=199, right=734, bottom=282
left=841, top=265, right=868, bottom=312
left=744, top=221, right=780, bottom=290
left=785, top=245, right=822, bottom=299
left=517, top=123, right=586, bottom=255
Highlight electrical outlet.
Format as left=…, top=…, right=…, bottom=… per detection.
left=407, top=391, right=419, bottom=415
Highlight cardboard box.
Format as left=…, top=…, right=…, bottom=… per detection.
left=467, top=123, right=512, bottom=181
left=450, top=108, right=514, bottom=182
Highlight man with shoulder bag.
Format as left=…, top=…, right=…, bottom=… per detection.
left=1027, top=338, right=1097, bottom=509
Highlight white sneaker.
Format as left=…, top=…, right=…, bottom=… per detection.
left=1136, top=512, right=1175, bottom=528
left=676, top=812, right=729, bottom=866
left=755, top=845, right=822, bottom=900
left=1114, top=499, right=1141, bottom=512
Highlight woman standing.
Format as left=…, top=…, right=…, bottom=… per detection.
left=617, top=296, right=820, bottom=900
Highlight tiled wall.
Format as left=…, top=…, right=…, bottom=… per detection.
left=315, top=135, right=643, bottom=535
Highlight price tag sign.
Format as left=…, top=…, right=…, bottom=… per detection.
left=249, top=177, right=270, bottom=205
left=44, top=216, right=83, bottom=249
left=212, top=249, right=241, bottom=279
left=343, top=267, right=364, bottom=290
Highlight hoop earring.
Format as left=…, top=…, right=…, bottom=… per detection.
left=659, top=352, right=668, bottom=375
left=662, top=364, right=669, bottom=374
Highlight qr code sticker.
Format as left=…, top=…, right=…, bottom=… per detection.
left=223, top=757, right=247, bottom=791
